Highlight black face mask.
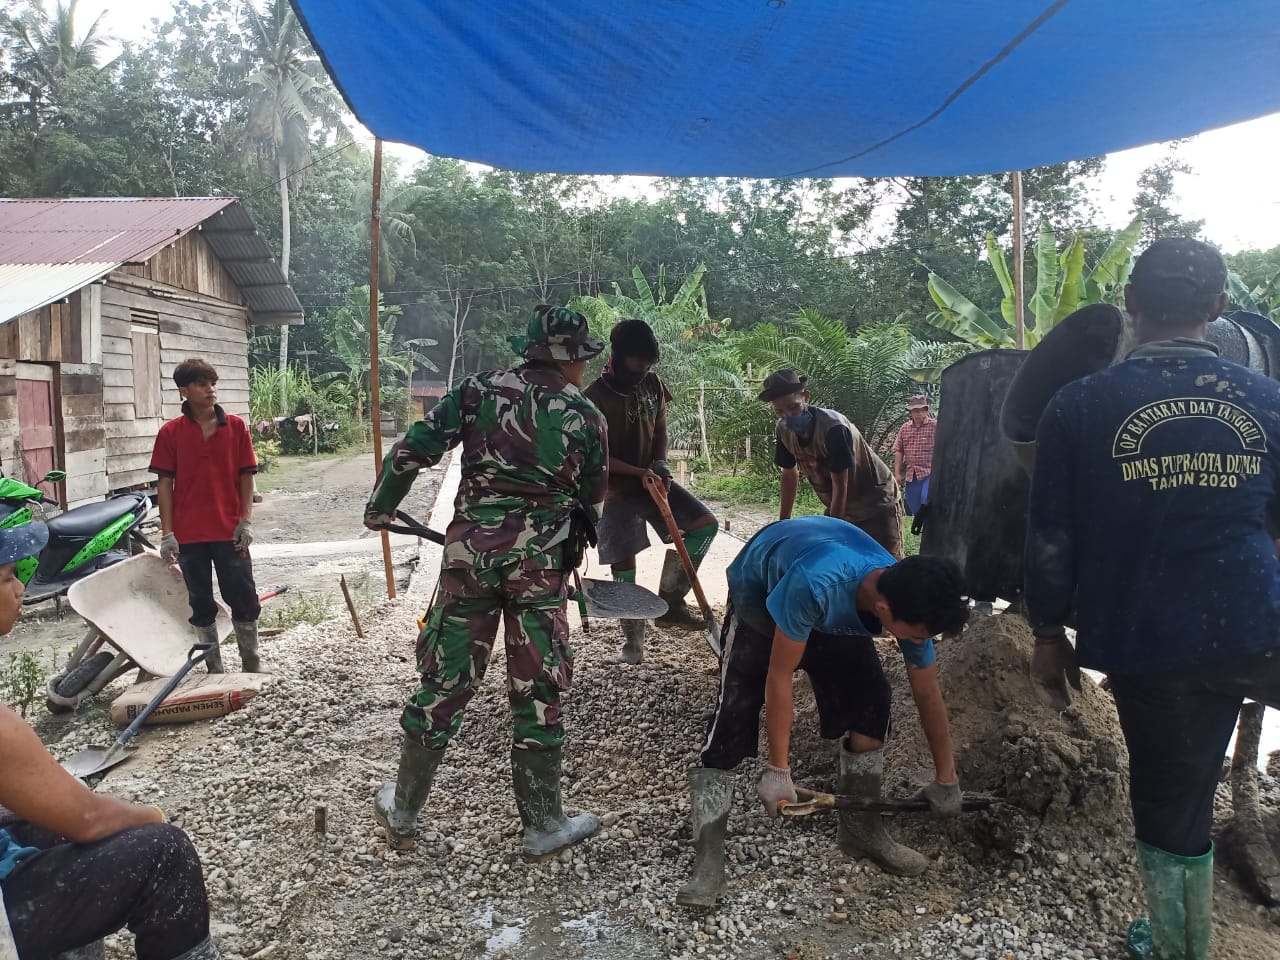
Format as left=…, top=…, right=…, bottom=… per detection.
left=610, top=367, right=646, bottom=391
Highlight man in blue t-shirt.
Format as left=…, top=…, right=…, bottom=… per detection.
left=676, top=515, right=969, bottom=908
left=1024, top=238, right=1280, bottom=960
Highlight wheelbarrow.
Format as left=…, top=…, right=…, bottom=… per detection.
left=44, top=553, right=287, bottom=714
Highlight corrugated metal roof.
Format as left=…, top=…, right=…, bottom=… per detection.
left=0, top=198, right=303, bottom=326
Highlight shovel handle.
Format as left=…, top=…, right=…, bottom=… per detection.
left=111, top=641, right=214, bottom=752
left=779, top=786, right=998, bottom=817
left=643, top=475, right=715, bottom=623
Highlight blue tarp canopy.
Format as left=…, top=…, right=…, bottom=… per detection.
left=292, top=1, right=1280, bottom=178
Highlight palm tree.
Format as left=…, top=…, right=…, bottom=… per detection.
left=0, top=0, right=114, bottom=132
left=241, top=0, right=348, bottom=412
left=349, top=176, right=432, bottom=285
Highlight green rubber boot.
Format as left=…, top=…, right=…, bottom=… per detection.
left=511, top=746, right=600, bottom=859
left=373, top=737, right=446, bottom=850
left=655, top=550, right=705, bottom=628
left=1126, top=841, right=1213, bottom=960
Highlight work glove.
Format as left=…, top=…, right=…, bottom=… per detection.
left=756, top=763, right=797, bottom=818
left=650, top=459, right=673, bottom=488
left=1030, top=625, right=1082, bottom=713
left=364, top=502, right=394, bottom=530
left=912, top=779, right=963, bottom=818
left=159, top=532, right=180, bottom=565
left=233, top=520, right=253, bottom=551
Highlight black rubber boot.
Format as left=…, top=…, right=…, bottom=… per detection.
left=233, top=620, right=262, bottom=673
left=835, top=743, right=927, bottom=876
left=171, top=937, right=220, bottom=960
left=654, top=550, right=706, bottom=628
left=374, top=737, right=446, bottom=850
left=54, top=942, right=105, bottom=960
left=676, top=766, right=735, bottom=908
left=196, top=623, right=224, bottom=674
left=511, top=746, right=600, bottom=859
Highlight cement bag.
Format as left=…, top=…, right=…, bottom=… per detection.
left=110, top=673, right=268, bottom=726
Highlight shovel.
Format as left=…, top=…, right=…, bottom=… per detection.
left=383, top=512, right=668, bottom=621
left=61, top=641, right=215, bottom=780
left=643, top=475, right=721, bottom=656
left=779, top=786, right=998, bottom=817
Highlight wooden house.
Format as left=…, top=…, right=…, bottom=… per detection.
left=0, top=198, right=302, bottom=507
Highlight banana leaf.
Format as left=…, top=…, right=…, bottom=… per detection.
left=1052, top=237, right=1087, bottom=326
left=1088, top=212, right=1144, bottom=295
left=925, top=273, right=1012, bottom=347
left=985, top=233, right=1018, bottom=328
left=1028, top=221, right=1059, bottom=337
left=1228, top=271, right=1263, bottom=315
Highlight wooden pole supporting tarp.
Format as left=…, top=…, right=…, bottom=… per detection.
left=369, top=138, right=396, bottom=599
left=1011, top=170, right=1025, bottom=349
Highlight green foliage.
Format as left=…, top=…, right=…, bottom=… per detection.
left=923, top=214, right=1143, bottom=349
left=0, top=649, right=50, bottom=717
left=254, top=436, right=281, bottom=471
left=693, top=471, right=825, bottom=515
left=262, top=592, right=335, bottom=629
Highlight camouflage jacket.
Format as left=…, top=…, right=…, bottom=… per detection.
left=366, top=362, right=608, bottom=570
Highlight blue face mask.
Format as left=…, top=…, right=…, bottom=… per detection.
left=782, top=408, right=814, bottom=435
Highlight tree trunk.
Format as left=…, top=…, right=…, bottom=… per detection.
left=1225, top=703, right=1280, bottom=905
left=276, top=152, right=292, bottom=416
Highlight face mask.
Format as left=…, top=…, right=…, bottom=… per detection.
left=782, top=408, right=814, bottom=435
left=610, top=367, right=646, bottom=391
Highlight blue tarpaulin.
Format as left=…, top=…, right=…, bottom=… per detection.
left=291, top=1, right=1280, bottom=178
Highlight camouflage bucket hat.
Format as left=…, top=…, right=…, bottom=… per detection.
left=509, top=305, right=605, bottom=363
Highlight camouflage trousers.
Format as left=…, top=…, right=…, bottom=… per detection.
left=401, top=561, right=573, bottom=752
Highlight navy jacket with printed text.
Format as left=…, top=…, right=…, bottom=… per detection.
left=1024, top=340, right=1280, bottom=674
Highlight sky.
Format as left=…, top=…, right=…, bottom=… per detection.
left=78, top=0, right=1280, bottom=255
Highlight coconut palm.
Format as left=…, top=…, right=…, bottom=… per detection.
left=241, top=0, right=348, bottom=409
left=0, top=0, right=114, bottom=131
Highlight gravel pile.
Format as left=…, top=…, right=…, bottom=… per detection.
left=55, top=591, right=1279, bottom=959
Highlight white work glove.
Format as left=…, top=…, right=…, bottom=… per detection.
left=756, top=764, right=797, bottom=818
left=159, top=532, right=180, bottom=565
left=1030, top=625, right=1082, bottom=713
left=233, top=520, right=253, bottom=551
left=912, top=779, right=963, bottom=818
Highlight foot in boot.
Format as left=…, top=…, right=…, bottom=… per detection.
left=512, top=746, right=600, bottom=860
left=607, top=620, right=645, bottom=664
left=233, top=620, right=262, bottom=673
left=655, top=597, right=706, bottom=628
left=374, top=782, right=416, bottom=851
left=676, top=767, right=734, bottom=908
left=837, top=745, right=928, bottom=877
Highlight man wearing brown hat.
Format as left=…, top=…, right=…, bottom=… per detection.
left=365, top=305, right=609, bottom=859
left=759, top=369, right=904, bottom=557
left=1024, top=238, right=1280, bottom=960
left=894, top=394, right=937, bottom=516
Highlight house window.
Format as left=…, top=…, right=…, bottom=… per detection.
left=130, top=311, right=162, bottom=419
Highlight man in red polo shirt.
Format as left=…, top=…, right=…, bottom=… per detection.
left=149, top=358, right=262, bottom=672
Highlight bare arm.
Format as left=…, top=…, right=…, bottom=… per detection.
left=827, top=468, right=849, bottom=519
left=765, top=627, right=806, bottom=768
left=238, top=473, right=254, bottom=522
left=652, top=412, right=670, bottom=463
left=608, top=457, right=657, bottom=480
left=0, top=706, right=162, bottom=843
left=906, top=663, right=958, bottom=784
left=779, top=467, right=799, bottom=520
left=893, top=449, right=904, bottom=486
left=157, top=476, right=174, bottom=536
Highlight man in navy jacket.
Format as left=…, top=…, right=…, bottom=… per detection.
left=1025, top=238, right=1280, bottom=960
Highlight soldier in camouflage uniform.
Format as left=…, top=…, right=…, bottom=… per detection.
left=364, top=305, right=609, bottom=859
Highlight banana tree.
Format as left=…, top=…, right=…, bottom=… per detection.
left=924, top=213, right=1144, bottom=349
left=1228, top=269, right=1280, bottom=322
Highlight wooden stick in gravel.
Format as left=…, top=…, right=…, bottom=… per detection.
left=1226, top=702, right=1280, bottom=905
left=340, top=575, right=364, bottom=638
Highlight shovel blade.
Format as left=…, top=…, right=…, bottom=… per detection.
left=579, top=579, right=668, bottom=620
left=61, top=744, right=134, bottom=780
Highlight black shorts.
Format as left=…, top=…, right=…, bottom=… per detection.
left=595, top=482, right=714, bottom=566
left=698, top=599, right=892, bottom=770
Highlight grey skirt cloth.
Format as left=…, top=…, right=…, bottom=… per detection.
left=596, top=483, right=713, bottom=566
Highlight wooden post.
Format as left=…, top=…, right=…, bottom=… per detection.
left=298, top=348, right=319, bottom=455
left=369, top=138, right=396, bottom=599
left=744, top=364, right=752, bottom=460
left=339, top=574, right=364, bottom=638
left=698, top=381, right=710, bottom=465
left=1011, top=170, right=1025, bottom=350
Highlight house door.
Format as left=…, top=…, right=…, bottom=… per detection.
left=16, top=364, right=57, bottom=492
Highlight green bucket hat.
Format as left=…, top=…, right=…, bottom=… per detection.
left=509, top=305, right=604, bottom=363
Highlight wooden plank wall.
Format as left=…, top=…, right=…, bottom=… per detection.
left=101, top=273, right=250, bottom=491
left=60, top=364, right=106, bottom=507
left=0, top=291, right=87, bottom=364
left=0, top=360, right=18, bottom=481
left=116, top=231, right=245, bottom=306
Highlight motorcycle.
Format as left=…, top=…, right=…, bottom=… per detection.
left=0, top=470, right=152, bottom=607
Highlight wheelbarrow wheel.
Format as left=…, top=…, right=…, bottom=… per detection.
left=47, top=651, right=115, bottom=712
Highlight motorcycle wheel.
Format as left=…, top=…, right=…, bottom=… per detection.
left=46, top=651, right=115, bottom=713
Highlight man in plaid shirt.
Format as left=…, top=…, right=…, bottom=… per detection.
left=893, top=395, right=936, bottom=516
